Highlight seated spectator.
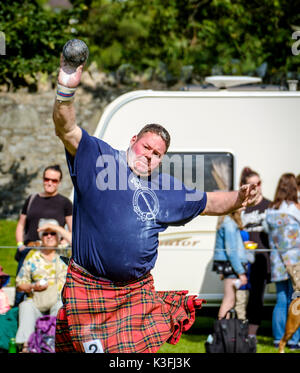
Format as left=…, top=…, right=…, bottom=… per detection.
left=0, top=266, right=10, bottom=315
left=37, top=219, right=72, bottom=246
left=15, top=219, right=68, bottom=352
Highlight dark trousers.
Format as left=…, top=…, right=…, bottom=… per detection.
left=246, top=253, right=269, bottom=326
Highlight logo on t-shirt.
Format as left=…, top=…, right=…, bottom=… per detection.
left=133, top=187, right=160, bottom=222
left=130, top=175, right=160, bottom=222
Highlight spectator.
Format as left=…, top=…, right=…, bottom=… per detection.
left=265, top=173, right=300, bottom=349
left=37, top=220, right=72, bottom=245
left=296, top=174, right=300, bottom=203
left=15, top=219, right=68, bottom=353
left=212, top=210, right=248, bottom=320
left=14, top=164, right=72, bottom=306
left=240, top=167, right=271, bottom=343
left=0, top=266, right=10, bottom=315
left=235, top=229, right=253, bottom=320
left=0, top=267, right=17, bottom=353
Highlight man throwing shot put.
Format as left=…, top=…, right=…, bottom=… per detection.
left=53, top=39, right=260, bottom=353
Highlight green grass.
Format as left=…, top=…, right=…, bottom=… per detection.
left=0, top=219, right=18, bottom=285
left=158, top=334, right=300, bottom=353
left=158, top=316, right=300, bottom=354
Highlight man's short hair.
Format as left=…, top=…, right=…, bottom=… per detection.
left=137, top=124, right=171, bottom=153
left=43, top=164, right=63, bottom=181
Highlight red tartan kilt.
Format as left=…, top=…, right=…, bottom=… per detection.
left=55, top=259, right=205, bottom=353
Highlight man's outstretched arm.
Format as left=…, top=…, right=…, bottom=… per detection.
left=53, top=54, right=85, bottom=157
left=201, top=183, right=260, bottom=215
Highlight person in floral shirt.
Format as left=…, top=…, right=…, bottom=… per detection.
left=265, top=173, right=300, bottom=350
left=15, top=219, right=69, bottom=352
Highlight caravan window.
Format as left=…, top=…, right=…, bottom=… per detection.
left=160, top=152, right=234, bottom=192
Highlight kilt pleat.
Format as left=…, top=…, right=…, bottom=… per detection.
left=55, top=259, right=205, bottom=353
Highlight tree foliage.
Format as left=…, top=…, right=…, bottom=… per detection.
left=1, top=0, right=300, bottom=88
left=0, top=0, right=78, bottom=88
left=83, top=0, right=300, bottom=83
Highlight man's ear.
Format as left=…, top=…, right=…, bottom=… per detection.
left=130, top=135, right=137, bottom=146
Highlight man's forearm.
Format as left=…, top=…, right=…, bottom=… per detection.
left=53, top=100, right=81, bottom=156
left=15, top=223, right=24, bottom=243
left=56, top=225, right=72, bottom=244
left=202, top=191, right=241, bottom=216
left=53, top=100, right=76, bottom=138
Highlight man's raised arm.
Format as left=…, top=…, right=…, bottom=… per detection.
left=201, top=183, right=260, bottom=216
left=53, top=40, right=88, bottom=157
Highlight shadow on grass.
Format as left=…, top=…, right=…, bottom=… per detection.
left=159, top=308, right=300, bottom=354
left=185, top=306, right=273, bottom=336
left=181, top=306, right=273, bottom=349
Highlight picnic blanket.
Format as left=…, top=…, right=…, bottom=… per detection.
left=55, top=259, right=205, bottom=353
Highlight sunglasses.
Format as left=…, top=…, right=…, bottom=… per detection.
left=43, top=177, right=59, bottom=183
left=42, top=232, right=57, bottom=237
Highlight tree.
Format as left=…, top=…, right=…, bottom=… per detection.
left=184, top=0, right=300, bottom=82
left=0, top=0, right=76, bottom=88
left=78, top=0, right=300, bottom=84
left=1, top=0, right=299, bottom=87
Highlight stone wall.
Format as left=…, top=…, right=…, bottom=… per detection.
left=0, top=75, right=133, bottom=218
left=0, top=70, right=176, bottom=219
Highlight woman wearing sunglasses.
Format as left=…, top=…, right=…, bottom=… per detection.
left=239, top=167, right=271, bottom=346
left=14, top=165, right=73, bottom=306
left=15, top=219, right=69, bottom=353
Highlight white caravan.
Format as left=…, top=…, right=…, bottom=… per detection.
left=93, top=78, right=300, bottom=306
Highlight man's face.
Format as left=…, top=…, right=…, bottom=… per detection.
left=43, top=170, right=61, bottom=195
left=127, top=132, right=167, bottom=177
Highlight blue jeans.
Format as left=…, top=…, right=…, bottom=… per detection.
left=272, top=280, right=300, bottom=345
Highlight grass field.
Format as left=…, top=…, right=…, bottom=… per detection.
left=157, top=309, right=300, bottom=354
left=157, top=314, right=300, bottom=353
left=0, top=219, right=18, bottom=285
left=0, top=220, right=299, bottom=354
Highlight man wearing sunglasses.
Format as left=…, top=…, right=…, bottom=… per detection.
left=14, top=164, right=73, bottom=306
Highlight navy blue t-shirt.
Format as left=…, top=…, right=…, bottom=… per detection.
left=66, top=129, right=207, bottom=281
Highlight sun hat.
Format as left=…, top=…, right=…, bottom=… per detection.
left=38, top=218, right=61, bottom=240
